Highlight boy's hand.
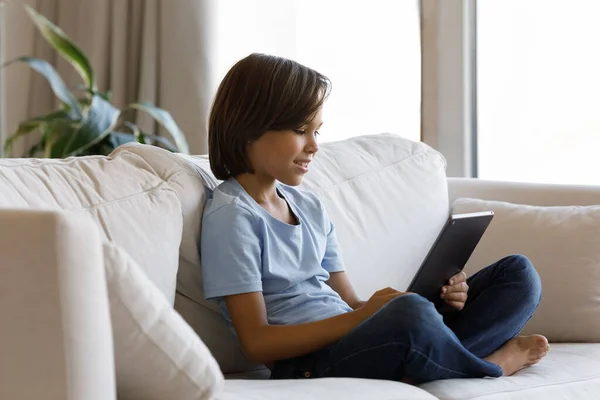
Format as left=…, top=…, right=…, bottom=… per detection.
left=360, top=287, right=409, bottom=318
left=441, top=271, right=468, bottom=311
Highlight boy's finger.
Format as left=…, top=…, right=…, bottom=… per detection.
left=445, top=300, right=465, bottom=311
left=441, top=291, right=468, bottom=302
left=448, top=271, right=467, bottom=285
left=442, top=282, right=468, bottom=294
left=375, top=287, right=398, bottom=295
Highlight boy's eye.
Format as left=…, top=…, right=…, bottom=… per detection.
left=294, top=129, right=320, bottom=136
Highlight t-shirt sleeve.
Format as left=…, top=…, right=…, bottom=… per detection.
left=320, top=204, right=346, bottom=273
left=200, top=204, right=263, bottom=299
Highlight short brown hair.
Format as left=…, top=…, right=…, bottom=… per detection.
left=208, top=53, right=331, bottom=180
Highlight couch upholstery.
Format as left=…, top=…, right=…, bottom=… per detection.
left=0, top=210, right=115, bottom=400
left=1, top=133, right=599, bottom=399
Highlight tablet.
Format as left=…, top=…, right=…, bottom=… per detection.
left=406, top=211, right=494, bottom=303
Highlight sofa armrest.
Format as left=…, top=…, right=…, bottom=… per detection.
left=448, top=178, right=600, bottom=207
left=0, top=210, right=115, bottom=400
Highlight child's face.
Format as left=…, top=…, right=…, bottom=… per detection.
left=246, top=108, right=323, bottom=186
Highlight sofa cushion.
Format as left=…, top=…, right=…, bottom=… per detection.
left=103, top=241, right=224, bottom=400
left=114, top=144, right=219, bottom=311
left=300, top=133, right=449, bottom=298
left=116, top=143, right=265, bottom=375
left=452, top=198, right=600, bottom=342
left=0, top=150, right=182, bottom=303
left=419, top=343, right=600, bottom=399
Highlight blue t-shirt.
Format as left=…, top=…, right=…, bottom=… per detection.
left=200, top=178, right=353, bottom=326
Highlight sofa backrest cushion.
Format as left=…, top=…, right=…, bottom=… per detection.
left=0, top=149, right=182, bottom=303
left=300, top=133, right=449, bottom=298
left=114, top=143, right=263, bottom=374
left=452, top=197, right=600, bottom=342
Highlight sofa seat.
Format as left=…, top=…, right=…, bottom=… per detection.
left=218, top=344, right=600, bottom=399
left=420, top=343, right=600, bottom=400
left=218, top=378, right=437, bottom=400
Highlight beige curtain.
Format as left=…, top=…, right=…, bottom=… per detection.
left=4, top=0, right=216, bottom=157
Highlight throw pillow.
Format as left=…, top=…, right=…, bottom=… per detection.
left=103, top=241, right=223, bottom=400
left=452, top=197, right=600, bottom=342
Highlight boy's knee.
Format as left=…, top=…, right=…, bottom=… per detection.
left=502, top=254, right=542, bottom=304
left=385, top=293, right=432, bottom=312
left=384, top=294, right=442, bottom=336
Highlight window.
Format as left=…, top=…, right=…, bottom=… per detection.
left=477, top=0, right=600, bottom=185
left=215, top=0, right=421, bottom=143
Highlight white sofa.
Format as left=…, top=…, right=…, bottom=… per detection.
left=1, top=133, right=599, bottom=400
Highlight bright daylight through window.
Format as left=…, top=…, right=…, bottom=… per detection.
left=477, top=0, right=600, bottom=185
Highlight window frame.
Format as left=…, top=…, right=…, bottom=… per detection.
left=420, top=0, right=478, bottom=178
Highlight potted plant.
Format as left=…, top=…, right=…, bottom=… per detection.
left=1, top=5, right=189, bottom=158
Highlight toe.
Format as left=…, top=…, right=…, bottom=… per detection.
left=530, top=351, right=547, bottom=363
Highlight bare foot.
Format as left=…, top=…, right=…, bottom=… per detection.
left=484, top=335, right=549, bottom=376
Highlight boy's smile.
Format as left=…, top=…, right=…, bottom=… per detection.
left=246, top=107, right=323, bottom=187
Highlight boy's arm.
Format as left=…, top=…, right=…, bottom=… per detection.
left=225, top=289, right=401, bottom=365
left=320, top=213, right=366, bottom=309
left=326, top=271, right=365, bottom=310
left=225, top=292, right=366, bottom=364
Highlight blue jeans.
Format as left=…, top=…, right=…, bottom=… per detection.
left=270, top=254, right=542, bottom=384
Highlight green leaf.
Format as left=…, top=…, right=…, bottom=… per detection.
left=73, top=84, right=111, bottom=103
left=123, top=121, right=145, bottom=143
left=2, top=57, right=82, bottom=119
left=3, top=110, right=70, bottom=156
left=130, top=102, right=189, bottom=154
left=26, top=142, right=45, bottom=157
left=92, top=89, right=112, bottom=103
left=146, top=135, right=178, bottom=152
left=25, top=5, right=96, bottom=90
left=63, top=95, right=121, bottom=157
left=75, top=96, right=92, bottom=109
left=4, top=124, right=38, bottom=157
left=30, top=110, right=70, bottom=122
left=108, top=132, right=137, bottom=148
left=83, top=139, right=115, bottom=157
left=42, top=119, right=79, bottom=158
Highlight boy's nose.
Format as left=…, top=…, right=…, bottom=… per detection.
left=306, top=136, right=319, bottom=154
